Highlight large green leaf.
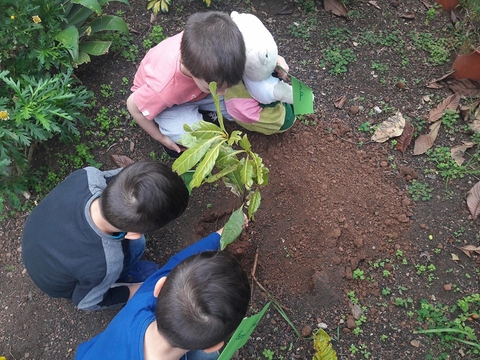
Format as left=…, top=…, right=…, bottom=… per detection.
left=76, top=51, right=92, bottom=65
left=220, top=207, right=245, bottom=250
left=71, top=0, right=102, bottom=15
left=99, top=0, right=130, bottom=5
left=190, top=141, right=222, bottom=189
left=248, top=189, right=261, bottom=220
left=173, top=136, right=223, bottom=175
left=84, top=15, right=129, bottom=34
left=56, top=26, right=80, bottom=62
left=66, top=4, right=96, bottom=27
left=79, top=41, right=111, bottom=55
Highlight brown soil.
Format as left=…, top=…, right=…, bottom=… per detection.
left=1, top=0, right=479, bottom=359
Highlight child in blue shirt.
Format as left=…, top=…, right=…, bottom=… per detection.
left=75, top=229, right=250, bottom=360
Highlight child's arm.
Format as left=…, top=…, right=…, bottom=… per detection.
left=126, top=94, right=182, bottom=154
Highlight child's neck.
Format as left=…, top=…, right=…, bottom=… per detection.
left=89, top=198, right=119, bottom=235
left=144, top=321, right=187, bottom=360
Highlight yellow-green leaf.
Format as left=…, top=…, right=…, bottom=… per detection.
left=239, top=134, right=252, bottom=152
left=160, top=0, right=171, bottom=13
left=313, top=329, right=338, bottom=360
left=248, top=189, right=261, bottom=220
left=228, top=130, right=243, bottom=146
left=220, top=207, right=245, bottom=250
left=223, top=170, right=243, bottom=197
left=240, top=158, right=255, bottom=190
left=205, top=164, right=239, bottom=183
left=190, top=141, right=222, bottom=189
left=172, top=137, right=221, bottom=175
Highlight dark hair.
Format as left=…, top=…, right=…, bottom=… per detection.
left=100, top=161, right=189, bottom=233
left=181, top=11, right=246, bottom=88
left=156, top=251, right=250, bottom=350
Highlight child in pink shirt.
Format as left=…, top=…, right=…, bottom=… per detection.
left=127, top=11, right=246, bottom=157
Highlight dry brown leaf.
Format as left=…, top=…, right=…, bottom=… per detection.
left=371, top=112, right=406, bottom=143
left=396, top=121, right=414, bottom=154
left=470, top=120, right=480, bottom=132
left=449, top=78, right=480, bottom=97
left=275, top=3, right=295, bottom=15
left=466, top=180, right=480, bottom=220
left=451, top=253, right=459, bottom=261
left=458, top=245, right=480, bottom=258
left=334, top=95, right=347, bottom=109
left=450, top=141, right=474, bottom=166
left=400, top=12, right=415, bottom=19
left=110, top=154, right=135, bottom=168
left=324, top=0, right=348, bottom=17
left=450, top=10, right=458, bottom=24
left=368, top=1, right=381, bottom=10
left=422, top=0, right=432, bottom=8
left=428, top=94, right=461, bottom=123
left=413, top=121, right=441, bottom=155
left=426, top=70, right=455, bottom=88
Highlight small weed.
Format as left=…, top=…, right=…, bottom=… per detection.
left=262, top=349, right=275, bottom=360
left=394, top=297, right=413, bottom=308
left=143, top=25, right=166, bottom=50
left=100, top=84, right=115, bottom=99
left=408, top=30, right=450, bottom=65
left=358, top=122, right=373, bottom=133
left=426, top=147, right=480, bottom=182
left=441, top=109, right=459, bottom=133
left=353, top=269, right=365, bottom=280
left=382, top=287, right=392, bottom=296
left=408, top=180, right=433, bottom=201
left=320, top=45, right=357, bottom=75
left=371, top=61, right=389, bottom=72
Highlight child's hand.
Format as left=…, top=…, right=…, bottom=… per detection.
left=216, top=212, right=248, bottom=235
left=275, top=55, right=289, bottom=81
left=158, top=134, right=182, bottom=154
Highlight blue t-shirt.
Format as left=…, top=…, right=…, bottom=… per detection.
left=75, top=232, right=221, bottom=360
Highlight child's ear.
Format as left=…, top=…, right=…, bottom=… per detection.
left=204, top=341, right=224, bottom=353
left=153, top=276, right=167, bottom=298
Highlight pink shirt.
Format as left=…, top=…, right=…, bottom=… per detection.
left=131, top=32, right=208, bottom=120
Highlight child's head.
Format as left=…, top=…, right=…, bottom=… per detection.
left=181, top=11, right=246, bottom=90
left=100, top=161, right=189, bottom=233
left=155, top=251, right=250, bottom=350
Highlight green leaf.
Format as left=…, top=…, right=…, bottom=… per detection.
left=248, top=189, right=261, bottom=220
left=56, top=27, right=80, bottom=62
left=228, top=130, right=243, bottom=146
left=190, top=141, right=223, bottom=189
left=71, top=0, right=102, bottom=15
left=251, top=153, right=269, bottom=185
left=66, top=4, right=96, bottom=27
left=205, top=163, right=239, bottom=183
left=85, top=15, right=129, bottom=34
left=99, top=0, right=130, bottom=6
left=240, top=157, right=255, bottom=190
left=223, top=169, right=243, bottom=197
left=173, top=137, right=223, bottom=175
left=313, top=329, right=338, bottom=360
left=220, top=207, right=245, bottom=250
left=239, top=134, right=252, bottom=152
left=161, top=0, right=172, bottom=13
left=76, top=51, right=92, bottom=65
left=79, top=41, right=111, bottom=56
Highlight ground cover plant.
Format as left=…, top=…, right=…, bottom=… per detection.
left=1, top=0, right=479, bottom=359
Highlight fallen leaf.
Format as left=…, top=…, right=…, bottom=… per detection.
left=349, top=301, right=363, bottom=320
left=428, top=94, right=461, bottom=123
left=396, top=121, right=414, bottom=154
left=371, top=112, right=406, bottom=142
left=275, top=3, right=295, bottom=15
left=458, top=244, right=480, bottom=258
left=129, top=140, right=135, bottom=153
left=451, top=253, right=459, bottom=261
left=443, top=283, right=452, bottom=291
left=324, top=0, right=348, bottom=17
left=413, top=121, right=441, bottom=155
left=400, top=12, right=415, bottom=19
left=450, top=141, right=474, bottom=166
left=410, top=339, right=420, bottom=347
left=422, top=0, right=432, bottom=8
left=334, top=95, right=347, bottom=109
left=450, top=10, right=458, bottom=24
left=466, top=180, right=480, bottom=220
left=470, top=119, right=480, bottom=133
left=449, top=78, right=480, bottom=97
left=110, top=154, right=135, bottom=168
left=426, top=70, right=455, bottom=88
left=368, top=1, right=381, bottom=10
